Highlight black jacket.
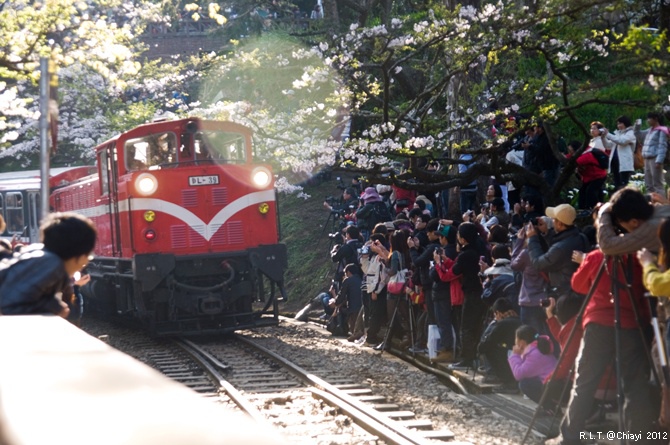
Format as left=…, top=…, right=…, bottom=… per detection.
left=527, top=225, right=589, bottom=295
left=429, top=243, right=457, bottom=301
left=0, top=245, right=71, bottom=315
left=478, top=316, right=522, bottom=353
left=452, top=243, right=483, bottom=297
left=331, top=239, right=360, bottom=282
left=355, top=201, right=391, bottom=231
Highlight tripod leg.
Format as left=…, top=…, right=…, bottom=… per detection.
left=408, top=299, right=416, bottom=356
left=380, top=297, right=401, bottom=355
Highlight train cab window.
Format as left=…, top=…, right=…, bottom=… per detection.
left=6, top=193, right=24, bottom=234
left=194, top=131, right=247, bottom=163
left=0, top=194, right=4, bottom=233
left=125, top=132, right=177, bottom=171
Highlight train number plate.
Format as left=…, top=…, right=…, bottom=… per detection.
left=188, top=175, right=220, bottom=186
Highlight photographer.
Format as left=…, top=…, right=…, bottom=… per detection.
left=511, top=219, right=550, bottom=335
left=575, top=122, right=612, bottom=210
left=527, top=204, right=590, bottom=298
left=331, top=225, right=361, bottom=283
left=356, top=187, right=392, bottom=240
left=323, top=187, right=359, bottom=216
left=327, top=263, right=363, bottom=338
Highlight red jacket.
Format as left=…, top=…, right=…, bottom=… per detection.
left=576, top=149, right=607, bottom=183
left=571, top=250, right=650, bottom=330
left=546, top=316, right=580, bottom=382
left=546, top=316, right=616, bottom=391
left=435, top=257, right=464, bottom=306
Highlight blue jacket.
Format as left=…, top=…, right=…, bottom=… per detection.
left=0, top=244, right=72, bottom=315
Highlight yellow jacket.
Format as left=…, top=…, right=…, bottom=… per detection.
left=643, top=264, right=670, bottom=297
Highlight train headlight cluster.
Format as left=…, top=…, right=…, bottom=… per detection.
left=135, top=173, right=158, bottom=196
left=258, top=203, right=270, bottom=214
left=251, top=167, right=271, bottom=188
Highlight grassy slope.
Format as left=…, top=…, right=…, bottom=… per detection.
left=278, top=175, right=346, bottom=312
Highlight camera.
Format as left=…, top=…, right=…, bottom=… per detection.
left=435, top=247, right=444, bottom=255
left=328, top=231, right=344, bottom=242
left=335, top=176, right=346, bottom=190
left=358, top=245, right=370, bottom=255
left=540, top=298, right=551, bottom=308
left=529, top=217, right=538, bottom=226
left=599, top=128, right=605, bottom=135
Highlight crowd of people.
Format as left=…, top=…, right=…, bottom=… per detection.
left=311, top=113, right=670, bottom=444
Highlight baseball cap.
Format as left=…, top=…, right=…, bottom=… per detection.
left=545, top=204, right=576, bottom=226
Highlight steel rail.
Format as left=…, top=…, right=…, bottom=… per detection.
left=174, top=339, right=268, bottom=426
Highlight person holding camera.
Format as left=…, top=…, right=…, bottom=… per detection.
left=323, top=187, right=358, bottom=216
left=356, top=187, right=393, bottom=240
left=330, top=225, right=361, bottom=284
left=511, top=218, right=551, bottom=336
left=429, top=223, right=459, bottom=362
left=327, top=263, right=363, bottom=338
left=527, top=204, right=590, bottom=299
left=574, top=122, right=612, bottom=210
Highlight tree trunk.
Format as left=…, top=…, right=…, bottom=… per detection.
left=323, top=0, right=340, bottom=30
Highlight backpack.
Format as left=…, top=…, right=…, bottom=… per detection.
left=369, top=201, right=393, bottom=228
left=591, top=148, right=610, bottom=170
left=365, top=254, right=389, bottom=294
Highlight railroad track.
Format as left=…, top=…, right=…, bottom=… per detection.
left=141, top=334, right=466, bottom=445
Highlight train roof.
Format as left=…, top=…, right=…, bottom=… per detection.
left=0, top=166, right=96, bottom=191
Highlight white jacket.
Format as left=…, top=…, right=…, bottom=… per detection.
left=606, top=127, right=636, bottom=173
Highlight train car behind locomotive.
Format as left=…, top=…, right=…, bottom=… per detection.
left=50, top=118, right=287, bottom=335
left=0, top=166, right=96, bottom=245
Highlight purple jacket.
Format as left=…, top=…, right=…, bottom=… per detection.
left=508, top=342, right=557, bottom=382
left=510, top=238, right=547, bottom=307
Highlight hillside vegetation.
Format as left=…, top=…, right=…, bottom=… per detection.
left=278, top=175, right=349, bottom=311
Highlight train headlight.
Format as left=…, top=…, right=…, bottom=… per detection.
left=259, top=203, right=270, bottom=214
left=135, top=173, right=158, bottom=196
left=251, top=167, right=271, bottom=188
left=144, top=229, right=157, bottom=241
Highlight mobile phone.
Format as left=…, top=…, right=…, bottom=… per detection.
left=636, top=118, right=642, bottom=126
left=480, top=255, right=486, bottom=262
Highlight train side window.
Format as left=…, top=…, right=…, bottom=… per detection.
left=29, top=194, right=36, bottom=227
left=34, top=193, right=41, bottom=228
left=0, top=194, right=4, bottom=233
left=100, top=150, right=110, bottom=195
left=6, top=192, right=24, bottom=234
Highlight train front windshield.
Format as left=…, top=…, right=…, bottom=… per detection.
left=194, top=131, right=247, bottom=163
left=125, top=130, right=247, bottom=171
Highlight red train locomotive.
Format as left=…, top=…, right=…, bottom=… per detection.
left=46, top=118, right=287, bottom=335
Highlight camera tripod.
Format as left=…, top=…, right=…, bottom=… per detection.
left=521, top=254, right=661, bottom=445
left=319, top=209, right=343, bottom=247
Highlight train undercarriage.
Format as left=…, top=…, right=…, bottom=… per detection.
left=81, top=244, right=287, bottom=336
